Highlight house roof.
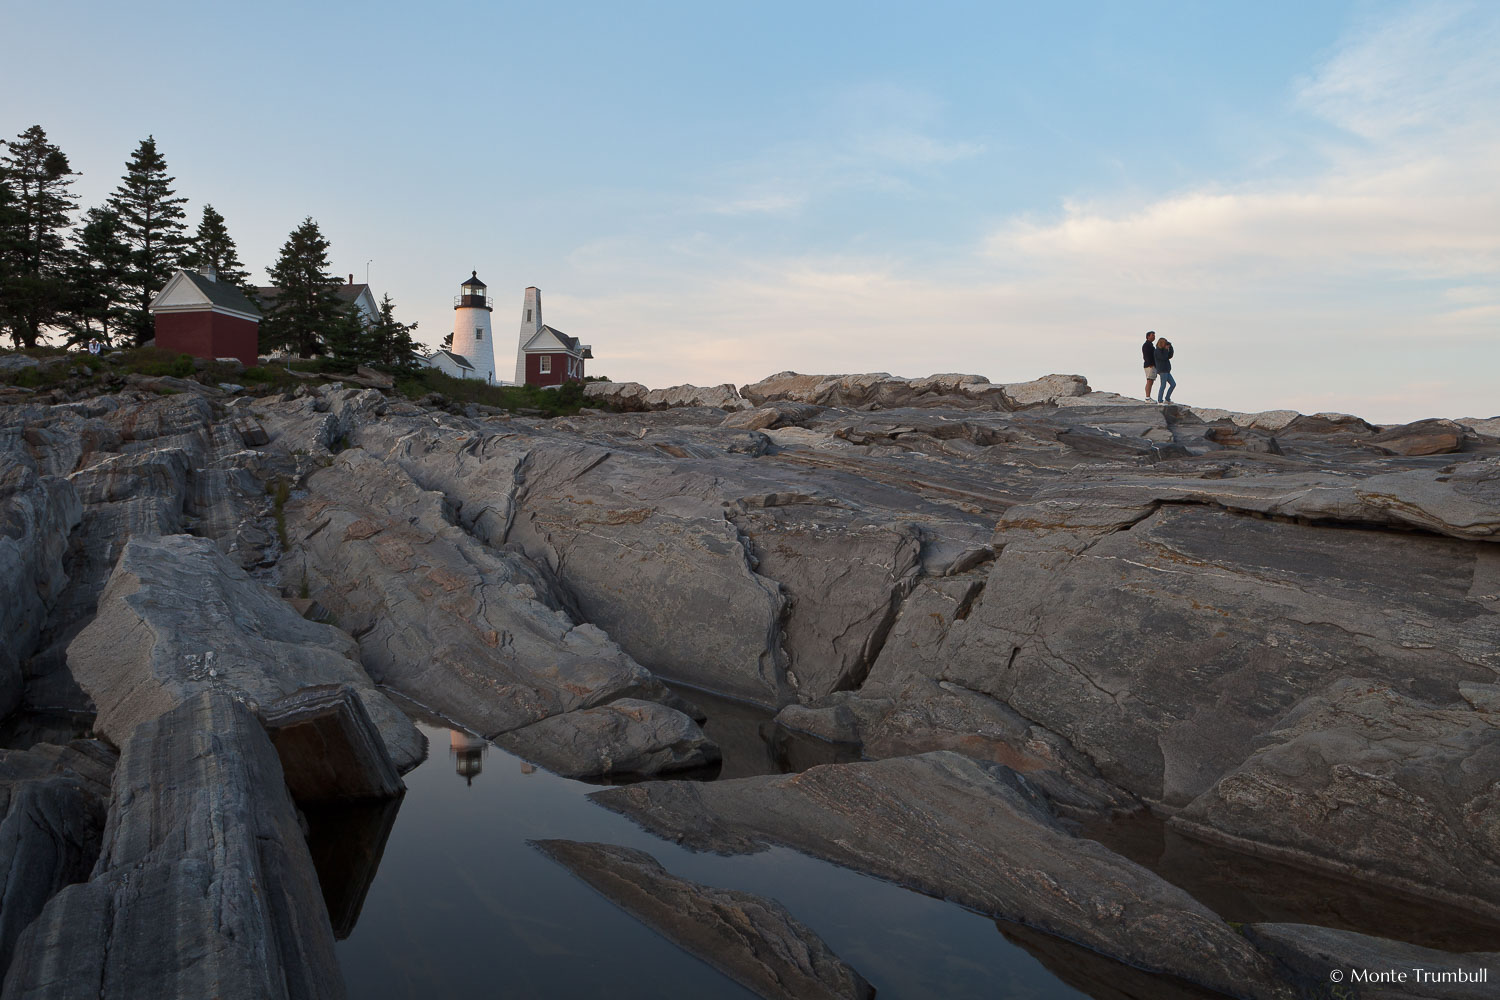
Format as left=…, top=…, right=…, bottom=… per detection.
left=149, top=269, right=263, bottom=320
left=179, top=270, right=263, bottom=318
left=522, top=325, right=592, bottom=358
left=432, top=348, right=474, bottom=370
left=252, top=283, right=374, bottom=310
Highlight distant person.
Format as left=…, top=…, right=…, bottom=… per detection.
left=1154, top=337, right=1176, bottom=402
left=1141, top=331, right=1157, bottom=399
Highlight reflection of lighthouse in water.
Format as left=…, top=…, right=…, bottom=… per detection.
left=449, top=730, right=488, bottom=786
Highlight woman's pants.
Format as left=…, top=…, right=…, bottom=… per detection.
left=1157, top=372, right=1176, bottom=402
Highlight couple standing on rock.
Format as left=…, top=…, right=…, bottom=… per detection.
left=1141, top=331, right=1177, bottom=403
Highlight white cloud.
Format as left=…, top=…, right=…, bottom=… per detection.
left=1295, top=1, right=1500, bottom=139
left=542, top=5, right=1500, bottom=425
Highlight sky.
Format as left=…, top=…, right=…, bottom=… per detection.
left=2, top=0, right=1496, bottom=422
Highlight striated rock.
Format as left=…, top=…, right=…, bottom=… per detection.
left=251, top=384, right=389, bottom=455
left=352, top=416, right=995, bottom=707
left=1368, top=418, right=1469, bottom=456
left=533, top=840, right=873, bottom=1000
left=496, top=699, right=718, bottom=779
left=1172, top=680, right=1500, bottom=918
left=1245, top=924, right=1498, bottom=1000
left=66, top=533, right=423, bottom=772
left=942, top=501, right=1500, bottom=808
left=721, top=401, right=825, bottom=431
left=0, top=467, right=82, bottom=716
left=999, top=373, right=1092, bottom=408
left=736, top=371, right=1090, bottom=411
left=0, top=741, right=114, bottom=979
left=359, top=426, right=794, bottom=706
left=581, top=381, right=748, bottom=412
left=644, top=383, right=747, bottom=411
left=581, top=381, right=649, bottom=409
left=283, top=449, right=694, bottom=752
left=1461, top=416, right=1500, bottom=439
left=731, top=507, right=924, bottom=697
left=261, top=685, right=405, bottom=802
left=592, top=752, right=1290, bottom=999
left=1, top=692, right=346, bottom=1000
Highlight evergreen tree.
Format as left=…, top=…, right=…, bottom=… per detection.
left=263, top=217, right=340, bottom=356
left=442, top=330, right=453, bottom=350
left=181, top=204, right=251, bottom=290
left=0, top=174, right=22, bottom=347
left=109, top=136, right=188, bottom=345
left=370, top=293, right=419, bottom=369
left=0, top=126, right=78, bottom=348
left=324, top=301, right=371, bottom=365
left=63, top=207, right=132, bottom=346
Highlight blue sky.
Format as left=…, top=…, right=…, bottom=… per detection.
left=3, top=0, right=1496, bottom=421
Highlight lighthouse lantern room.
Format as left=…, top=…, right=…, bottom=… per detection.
left=451, top=270, right=496, bottom=382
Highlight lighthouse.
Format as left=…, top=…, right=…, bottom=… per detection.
left=451, top=271, right=496, bottom=382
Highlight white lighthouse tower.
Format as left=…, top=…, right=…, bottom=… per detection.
left=451, top=271, right=496, bottom=382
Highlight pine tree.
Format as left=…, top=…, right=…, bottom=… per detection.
left=263, top=217, right=340, bottom=357
left=369, top=293, right=419, bottom=369
left=181, top=204, right=251, bottom=291
left=63, top=207, right=132, bottom=346
left=110, top=136, right=188, bottom=345
left=0, top=126, right=78, bottom=348
left=324, top=302, right=371, bottom=365
left=0, top=174, right=22, bottom=348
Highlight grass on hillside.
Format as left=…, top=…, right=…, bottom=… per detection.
left=393, top=368, right=592, bottom=416
left=1, top=345, right=605, bottom=417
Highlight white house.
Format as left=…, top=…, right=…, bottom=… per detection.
left=420, top=348, right=482, bottom=380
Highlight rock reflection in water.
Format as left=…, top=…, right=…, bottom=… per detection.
left=671, top=684, right=862, bottom=778
left=996, top=921, right=1227, bottom=1000
left=1082, top=812, right=1500, bottom=954
left=304, top=796, right=403, bottom=940
left=337, top=722, right=1101, bottom=999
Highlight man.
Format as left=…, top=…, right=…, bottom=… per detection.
left=1142, top=331, right=1157, bottom=399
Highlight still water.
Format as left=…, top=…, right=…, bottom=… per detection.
left=330, top=717, right=1117, bottom=999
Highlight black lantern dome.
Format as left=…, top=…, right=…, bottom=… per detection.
left=455, top=270, right=492, bottom=310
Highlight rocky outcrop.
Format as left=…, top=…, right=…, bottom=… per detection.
left=1245, top=924, right=1498, bottom=1000
left=940, top=499, right=1499, bottom=808
left=583, top=381, right=749, bottom=412
left=0, top=466, right=81, bottom=716
left=738, top=371, right=1090, bottom=410
left=261, top=685, right=405, bottom=802
left=0, top=741, right=114, bottom=979
left=9, top=368, right=1500, bottom=990
left=66, top=533, right=423, bottom=772
left=281, top=449, right=715, bottom=776
left=1, top=692, right=345, bottom=1000
left=593, top=752, right=1290, bottom=999
left=1172, top=680, right=1500, bottom=918
left=533, top=840, right=873, bottom=1000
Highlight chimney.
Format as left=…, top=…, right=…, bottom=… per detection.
left=199, top=264, right=217, bottom=282
left=348, top=274, right=354, bottom=285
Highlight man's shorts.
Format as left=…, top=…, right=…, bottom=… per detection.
left=1144, top=365, right=1157, bottom=377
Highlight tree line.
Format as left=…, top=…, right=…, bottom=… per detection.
left=0, top=125, right=418, bottom=368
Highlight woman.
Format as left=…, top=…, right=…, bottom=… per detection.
left=1154, top=337, right=1176, bottom=402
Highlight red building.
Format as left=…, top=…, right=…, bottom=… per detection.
left=512, top=286, right=592, bottom=386
left=148, top=268, right=262, bottom=366
left=518, top=325, right=592, bottom=386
